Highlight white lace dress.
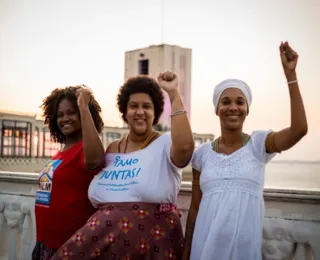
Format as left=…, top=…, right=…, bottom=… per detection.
left=190, top=130, right=275, bottom=260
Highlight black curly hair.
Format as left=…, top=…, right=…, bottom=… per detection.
left=117, top=75, right=164, bottom=125
left=41, top=86, right=104, bottom=144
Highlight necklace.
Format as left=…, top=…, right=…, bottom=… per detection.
left=212, top=133, right=250, bottom=153
left=119, top=131, right=158, bottom=153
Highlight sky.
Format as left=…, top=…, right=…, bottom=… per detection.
left=0, top=0, right=319, bottom=161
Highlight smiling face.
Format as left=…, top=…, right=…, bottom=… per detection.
left=125, top=93, right=155, bottom=135
left=217, top=88, right=248, bottom=130
left=56, top=98, right=81, bottom=138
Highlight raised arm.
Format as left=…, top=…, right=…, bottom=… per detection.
left=76, top=87, right=105, bottom=170
left=157, top=71, right=194, bottom=167
left=182, top=169, right=202, bottom=260
left=266, top=42, right=308, bottom=153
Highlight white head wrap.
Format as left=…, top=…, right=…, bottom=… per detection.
left=213, top=79, right=252, bottom=113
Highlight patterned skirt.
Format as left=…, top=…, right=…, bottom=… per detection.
left=51, top=202, right=184, bottom=260
left=32, top=241, right=57, bottom=260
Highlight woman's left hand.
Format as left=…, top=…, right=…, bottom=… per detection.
left=280, top=41, right=298, bottom=79
left=157, top=71, right=179, bottom=95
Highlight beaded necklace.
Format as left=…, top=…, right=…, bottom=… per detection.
left=212, top=133, right=250, bottom=153
left=118, top=131, right=159, bottom=153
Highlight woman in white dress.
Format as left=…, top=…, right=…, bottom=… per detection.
left=182, top=42, right=308, bottom=260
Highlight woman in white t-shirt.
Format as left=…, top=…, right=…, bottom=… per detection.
left=182, top=42, right=308, bottom=260
left=52, top=71, right=194, bottom=260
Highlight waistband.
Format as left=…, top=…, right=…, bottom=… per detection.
left=97, top=202, right=181, bottom=217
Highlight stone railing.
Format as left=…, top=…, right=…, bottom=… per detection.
left=0, top=171, right=319, bottom=260
left=0, top=157, right=49, bottom=173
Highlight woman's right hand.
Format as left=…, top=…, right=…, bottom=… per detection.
left=76, top=85, right=92, bottom=108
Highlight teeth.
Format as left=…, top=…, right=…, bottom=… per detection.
left=228, top=115, right=238, bottom=119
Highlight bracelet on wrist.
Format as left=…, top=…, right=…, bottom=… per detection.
left=170, top=109, right=187, bottom=117
left=287, top=79, right=298, bottom=85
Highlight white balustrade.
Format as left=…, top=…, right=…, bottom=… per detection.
left=0, top=172, right=319, bottom=260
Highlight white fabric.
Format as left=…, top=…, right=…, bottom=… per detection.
left=213, top=79, right=252, bottom=113
left=190, top=130, right=275, bottom=260
left=88, top=133, right=182, bottom=207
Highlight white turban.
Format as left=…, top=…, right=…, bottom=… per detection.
left=213, top=79, right=252, bottom=113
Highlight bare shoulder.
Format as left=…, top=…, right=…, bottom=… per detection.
left=106, top=140, right=121, bottom=153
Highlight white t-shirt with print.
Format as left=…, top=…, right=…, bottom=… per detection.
left=88, top=133, right=182, bottom=207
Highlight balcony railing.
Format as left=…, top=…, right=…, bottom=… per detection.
left=0, top=171, right=319, bottom=260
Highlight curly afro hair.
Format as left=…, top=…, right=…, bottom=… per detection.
left=41, top=86, right=104, bottom=144
left=117, top=75, right=164, bottom=125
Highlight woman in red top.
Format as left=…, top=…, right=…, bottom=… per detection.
left=32, top=86, right=105, bottom=260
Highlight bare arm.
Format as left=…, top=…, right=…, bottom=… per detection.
left=266, top=42, right=308, bottom=153
left=169, top=89, right=194, bottom=167
left=105, top=140, right=120, bottom=153
left=158, top=72, right=194, bottom=167
left=77, top=88, right=105, bottom=170
left=182, top=169, right=202, bottom=260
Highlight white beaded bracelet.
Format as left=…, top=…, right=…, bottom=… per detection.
left=170, top=109, right=186, bottom=117
left=287, top=79, right=298, bottom=85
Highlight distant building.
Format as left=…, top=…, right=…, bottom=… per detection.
left=0, top=111, right=213, bottom=159
left=125, top=44, right=192, bottom=128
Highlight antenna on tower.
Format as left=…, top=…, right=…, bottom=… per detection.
left=161, top=0, right=164, bottom=43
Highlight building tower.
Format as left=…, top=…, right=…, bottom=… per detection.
left=124, top=44, right=192, bottom=129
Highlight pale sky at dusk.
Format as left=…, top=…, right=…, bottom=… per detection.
left=0, top=0, right=319, bottom=160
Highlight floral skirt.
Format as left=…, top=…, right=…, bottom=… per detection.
left=51, top=202, right=184, bottom=260
left=32, top=241, right=57, bottom=260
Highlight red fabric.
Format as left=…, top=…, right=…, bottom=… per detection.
left=35, top=141, right=101, bottom=249
left=51, top=202, right=184, bottom=260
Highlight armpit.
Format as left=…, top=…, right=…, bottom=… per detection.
left=265, top=132, right=281, bottom=154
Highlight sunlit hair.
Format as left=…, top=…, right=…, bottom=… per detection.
left=41, top=86, right=104, bottom=143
